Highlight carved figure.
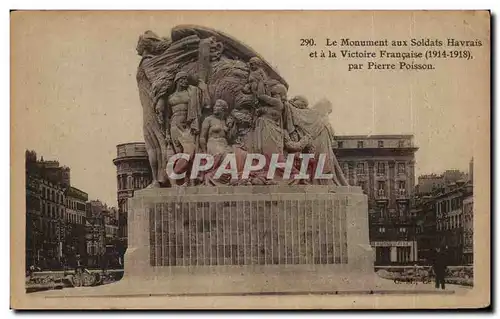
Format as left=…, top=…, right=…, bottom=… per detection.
left=284, top=97, right=349, bottom=186
left=199, top=99, right=234, bottom=155
left=252, top=83, right=288, bottom=156
left=161, top=71, right=211, bottom=155
left=136, top=31, right=172, bottom=188
left=136, top=25, right=348, bottom=187
left=247, top=57, right=271, bottom=96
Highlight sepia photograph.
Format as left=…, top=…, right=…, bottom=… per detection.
left=10, top=10, right=490, bottom=309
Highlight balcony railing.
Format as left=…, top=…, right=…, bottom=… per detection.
left=396, top=189, right=409, bottom=200
left=375, top=189, right=388, bottom=201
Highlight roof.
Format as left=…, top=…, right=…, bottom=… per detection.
left=116, top=142, right=146, bottom=147
left=336, top=134, right=414, bottom=140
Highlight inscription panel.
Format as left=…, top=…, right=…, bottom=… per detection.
left=149, top=199, right=348, bottom=266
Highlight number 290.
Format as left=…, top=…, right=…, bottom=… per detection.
left=300, top=38, right=316, bottom=46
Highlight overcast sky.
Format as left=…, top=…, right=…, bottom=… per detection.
left=12, top=11, right=489, bottom=206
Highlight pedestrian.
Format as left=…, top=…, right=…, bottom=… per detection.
left=432, top=246, right=448, bottom=289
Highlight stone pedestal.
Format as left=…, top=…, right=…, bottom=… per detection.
left=122, top=185, right=374, bottom=294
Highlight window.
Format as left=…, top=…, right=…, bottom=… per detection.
left=342, top=163, right=349, bottom=176
left=380, top=206, right=387, bottom=218
left=337, top=141, right=343, bottom=148
left=398, top=181, right=406, bottom=190
left=357, top=141, right=364, bottom=148
left=377, top=181, right=386, bottom=196
left=356, top=163, right=365, bottom=175
left=378, top=227, right=385, bottom=233
left=397, top=247, right=411, bottom=263
left=397, top=163, right=406, bottom=174
left=358, top=181, right=366, bottom=192
left=378, top=140, right=384, bottom=148
left=377, top=162, right=386, bottom=174
left=399, top=227, right=407, bottom=233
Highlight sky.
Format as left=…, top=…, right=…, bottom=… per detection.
left=11, top=11, right=489, bottom=206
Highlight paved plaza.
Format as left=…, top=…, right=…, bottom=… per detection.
left=32, top=273, right=470, bottom=298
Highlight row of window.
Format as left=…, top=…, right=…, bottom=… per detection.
left=65, top=198, right=86, bottom=212
left=117, top=174, right=151, bottom=191
left=42, top=201, right=86, bottom=224
left=375, top=246, right=413, bottom=263
left=355, top=180, right=407, bottom=194
left=41, top=186, right=64, bottom=204
left=337, top=140, right=406, bottom=149
left=377, top=227, right=407, bottom=234
left=67, top=213, right=84, bottom=225
left=86, top=243, right=104, bottom=256
left=342, top=162, right=407, bottom=175
left=437, top=214, right=462, bottom=231
left=42, top=202, right=64, bottom=219
left=373, top=204, right=408, bottom=219
left=436, top=196, right=462, bottom=216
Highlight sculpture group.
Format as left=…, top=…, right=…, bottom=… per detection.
left=136, top=25, right=348, bottom=188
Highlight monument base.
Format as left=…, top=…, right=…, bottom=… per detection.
left=33, top=185, right=462, bottom=298
left=123, top=185, right=375, bottom=294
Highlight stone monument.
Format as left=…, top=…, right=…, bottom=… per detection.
left=123, top=25, right=375, bottom=294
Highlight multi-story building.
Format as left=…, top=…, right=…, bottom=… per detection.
left=64, top=186, right=88, bottom=263
left=39, top=179, right=66, bottom=269
left=85, top=200, right=106, bottom=268
left=112, top=142, right=152, bottom=262
left=335, top=134, right=419, bottom=265
left=434, top=182, right=468, bottom=264
left=26, top=150, right=70, bottom=269
left=415, top=170, right=468, bottom=195
left=462, top=191, right=473, bottom=265
left=25, top=151, right=42, bottom=269
left=414, top=160, right=473, bottom=265
left=104, top=207, right=120, bottom=267
left=37, top=158, right=71, bottom=188
left=412, top=195, right=436, bottom=263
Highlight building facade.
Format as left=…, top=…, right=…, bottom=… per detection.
left=415, top=181, right=473, bottom=265
left=39, top=179, right=66, bottom=268
left=64, top=186, right=88, bottom=263
left=412, top=196, right=436, bottom=263
left=335, top=135, right=419, bottom=265
left=112, top=142, right=152, bottom=262
left=25, top=151, right=42, bottom=269
left=85, top=200, right=106, bottom=268
left=435, top=184, right=467, bottom=264
left=414, top=158, right=473, bottom=266
left=416, top=170, right=468, bottom=195
left=462, top=193, right=473, bottom=265
left=104, top=207, right=120, bottom=267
